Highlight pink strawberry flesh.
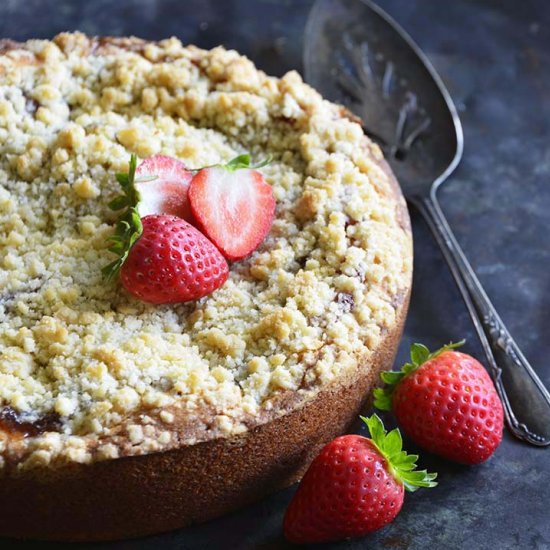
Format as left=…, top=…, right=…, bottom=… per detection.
left=120, top=215, right=229, bottom=304
left=135, top=155, right=194, bottom=222
left=188, top=166, right=276, bottom=261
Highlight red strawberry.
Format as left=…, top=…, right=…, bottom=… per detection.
left=135, top=155, right=194, bottom=221
left=119, top=215, right=228, bottom=304
left=188, top=154, right=275, bottom=260
left=103, top=156, right=228, bottom=303
left=374, top=342, right=504, bottom=464
left=283, top=415, right=437, bottom=544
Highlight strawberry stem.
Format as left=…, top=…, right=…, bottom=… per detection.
left=373, top=341, right=465, bottom=411
left=361, top=414, right=438, bottom=492
left=102, top=154, right=145, bottom=281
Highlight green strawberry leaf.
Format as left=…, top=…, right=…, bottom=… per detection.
left=372, top=387, right=393, bottom=411
left=108, top=195, right=130, bottom=211
left=384, top=426, right=402, bottom=455
left=373, top=340, right=465, bottom=412
left=361, top=414, right=437, bottom=492
left=224, top=153, right=272, bottom=172
left=115, top=172, right=130, bottom=187
left=410, top=343, right=430, bottom=365
left=225, top=153, right=251, bottom=171
left=102, top=154, right=145, bottom=281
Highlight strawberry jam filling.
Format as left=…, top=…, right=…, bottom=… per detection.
left=0, top=407, right=61, bottom=437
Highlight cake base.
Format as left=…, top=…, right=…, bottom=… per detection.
left=0, top=296, right=407, bottom=542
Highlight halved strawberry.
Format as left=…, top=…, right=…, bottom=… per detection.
left=188, top=155, right=276, bottom=261
left=135, top=155, right=193, bottom=221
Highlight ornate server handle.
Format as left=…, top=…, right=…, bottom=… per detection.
left=411, top=191, right=550, bottom=446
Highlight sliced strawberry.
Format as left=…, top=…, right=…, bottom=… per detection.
left=188, top=162, right=276, bottom=261
left=135, top=155, right=194, bottom=222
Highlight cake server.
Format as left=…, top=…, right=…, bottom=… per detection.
left=303, top=0, right=550, bottom=446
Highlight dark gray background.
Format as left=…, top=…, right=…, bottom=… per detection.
left=1, top=0, right=549, bottom=548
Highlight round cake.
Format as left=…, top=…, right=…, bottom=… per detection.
left=0, top=33, right=412, bottom=541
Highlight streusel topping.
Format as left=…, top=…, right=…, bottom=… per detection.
left=0, top=33, right=411, bottom=469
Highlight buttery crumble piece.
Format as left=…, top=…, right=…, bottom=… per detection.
left=0, top=32, right=411, bottom=469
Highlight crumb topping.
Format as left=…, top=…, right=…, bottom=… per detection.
left=0, top=33, right=411, bottom=469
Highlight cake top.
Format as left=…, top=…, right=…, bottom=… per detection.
left=0, top=32, right=411, bottom=470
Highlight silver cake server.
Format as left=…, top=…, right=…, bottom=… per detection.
left=304, top=0, right=550, bottom=446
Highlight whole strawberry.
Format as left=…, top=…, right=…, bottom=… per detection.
left=374, top=342, right=504, bottom=464
left=120, top=215, right=228, bottom=304
left=283, top=415, right=437, bottom=544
